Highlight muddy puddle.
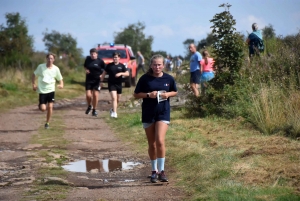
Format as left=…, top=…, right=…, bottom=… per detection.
left=62, top=159, right=141, bottom=173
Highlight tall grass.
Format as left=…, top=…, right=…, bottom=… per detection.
left=182, top=31, right=300, bottom=138
left=236, top=33, right=300, bottom=137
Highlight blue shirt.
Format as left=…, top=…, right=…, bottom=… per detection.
left=248, top=30, right=263, bottom=55
left=176, top=59, right=182, bottom=67
left=190, top=52, right=202, bottom=72
left=134, top=73, right=177, bottom=123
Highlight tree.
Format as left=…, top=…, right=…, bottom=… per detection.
left=184, top=4, right=245, bottom=117
left=0, top=12, right=34, bottom=68
left=262, top=24, right=276, bottom=40
left=210, top=3, right=244, bottom=88
left=42, top=30, right=83, bottom=67
left=182, top=38, right=195, bottom=59
left=114, top=22, right=153, bottom=62
left=151, top=50, right=168, bottom=58
left=197, top=33, right=217, bottom=50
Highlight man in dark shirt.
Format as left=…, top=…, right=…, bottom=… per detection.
left=100, top=52, right=129, bottom=118
left=84, top=48, right=105, bottom=117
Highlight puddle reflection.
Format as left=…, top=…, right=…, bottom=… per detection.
left=62, top=159, right=141, bottom=173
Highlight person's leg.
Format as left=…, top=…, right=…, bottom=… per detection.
left=39, top=94, right=47, bottom=111
left=115, top=94, right=121, bottom=113
left=145, top=123, right=156, bottom=160
left=141, top=64, right=146, bottom=73
left=46, top=102, right=53, bottom=123
left=86, top=90, right=92, bottom=106
left=191, top=83, right=199, bottom=97
left=39, top=104, right=47, bottom=111
left=110, top=90, right=118, bottom=114
left=155, top=121, right=169, bottom=182
left=190, top=72, right=200, bottom=97
left=145, top=123, right=159, bottom=182
left=44, top=92, right=55, bottom=128
left=155, top=121, right=168, bottom=158
left=114, top=84, right=122, bottom=115
left=92, top=89, right=99, bottom=110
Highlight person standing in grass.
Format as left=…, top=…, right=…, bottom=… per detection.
left=200, top=50, right=215, bottom=95
left=246, top=23, right=263, bottom=58
left=84, top=48, right=105, bottom=117
left=189, top=43, right=202, bottom=97
left=32, top=53, right=64, bottom=129
left=100, top=51, right=129, bottom=118
left=133, top=54, right=178, bottom=183
left=175, top=56, right=182, bottom=69
left=137, top=51, right=146, bottom=74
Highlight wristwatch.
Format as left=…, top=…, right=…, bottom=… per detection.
left=146, top=93, right=150, bottom=98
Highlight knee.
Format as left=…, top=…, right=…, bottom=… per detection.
left=86, top=92, right=92, bottom=98
left=39, top=105, right=46, bottom=111
left=148, top=143, right=156, bottom=151
left=156, top=141, right=164, bottom=149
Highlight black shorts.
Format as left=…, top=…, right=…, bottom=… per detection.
left=39, top=92, right=55, bottom=105
left=108, top=83, right=122, bottom=94
left=190, top=70, right=201, bottom=84
left=85, top=79, right=100, bottom=91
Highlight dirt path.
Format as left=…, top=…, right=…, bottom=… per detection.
left=0, top=89, right=185, bottom=201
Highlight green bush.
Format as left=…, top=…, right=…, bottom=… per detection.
left=184, top=3, right=300, bottom=138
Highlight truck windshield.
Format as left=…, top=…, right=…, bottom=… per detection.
left=97, top=49, right=127, bottom=59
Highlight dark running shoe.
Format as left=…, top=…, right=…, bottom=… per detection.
left=150, top=171, right=158, bottom=183
left=158, top=170, right=168, bottom=182
left=85, top=106, right=92, bottom=114
left=44, top=123, right=49, bottom=129
left=92, top=110, right=98, bottom=117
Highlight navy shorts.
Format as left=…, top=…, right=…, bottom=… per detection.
left=85, top=79, right=100, bottom=91
left=108, top=83, right=122, bottom=94
left=39, top=92, right=55, bottom=105
left=190, top=70, right=201, bottom=84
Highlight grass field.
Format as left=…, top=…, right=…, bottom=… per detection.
left=105, top=107, right=300, bottom=200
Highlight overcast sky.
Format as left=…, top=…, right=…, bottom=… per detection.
left=1, top=0, right=299, bottom=57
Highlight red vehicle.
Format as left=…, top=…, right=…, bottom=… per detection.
left=97, top=43, right=137, bottom=87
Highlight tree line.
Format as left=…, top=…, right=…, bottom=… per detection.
left=0, top=11, right=296, bottom=71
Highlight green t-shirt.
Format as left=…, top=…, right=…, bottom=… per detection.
left=34, top=63, right=63, bottom=94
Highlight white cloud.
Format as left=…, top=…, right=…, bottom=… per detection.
left=147, top=25, right=174, bottom=37
left=179, top=25, right=208, bottom=39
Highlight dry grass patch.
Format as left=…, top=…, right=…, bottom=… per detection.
left=168, top=111, right=300, bottom=199
left=106, top=108, right=300, bottom=200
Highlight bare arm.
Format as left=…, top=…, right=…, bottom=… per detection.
left=133, top=91, right=177, bottom=99
left=100, top=71, right=106, bottom=87
left=199, top=61, right=203, bottom=73
left=134, top=91, right=158, bottom=99
left=116, top=70, right=129, bottom=78
left=57, top=79, right=64, bottom=89
left=32, top=73, right=37, bottom=91
left=84, top=66, right=90, bottom=74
